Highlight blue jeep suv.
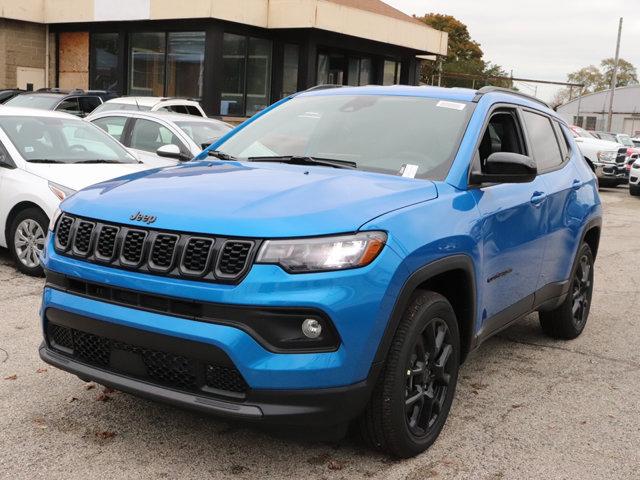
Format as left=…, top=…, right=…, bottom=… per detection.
left=39, top=86, right=602, bottom=458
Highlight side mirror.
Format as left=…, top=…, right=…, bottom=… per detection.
left=156, top=144, right=187, bottom=161
left=470, top=152, right=537, bottom=185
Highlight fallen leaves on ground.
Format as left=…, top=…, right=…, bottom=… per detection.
left=4, top=374, right=17, bottom=380
left=36, top=368, right=47, bottom=374
left=327, top=460, right=344, bottom=471
left=83, top=382, right=97, bottom=390
left=95, top=431, right=116, bottom=440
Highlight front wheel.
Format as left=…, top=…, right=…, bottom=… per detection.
left=359, top=291, right=460, bottom=458
left=630, top=184, right=640, bottom=196
left=8, top=207, right=48, bottom=276
left=539, top=242, right=594, bottom=339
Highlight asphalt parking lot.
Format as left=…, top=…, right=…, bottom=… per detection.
left=1, top=187, right=639, bottom=480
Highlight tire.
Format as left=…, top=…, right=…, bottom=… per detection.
left=8, top=207, right=48, bottom=277
left=359, top=291, right=460, bottom=458
left=539, top=242, right=594, bottom=340
left=630, top=184, right=640, bottom=196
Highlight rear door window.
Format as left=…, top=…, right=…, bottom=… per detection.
left=129, top=118, right=187, bottom=153
left=56, top=97, right=81, bottom=116
left=79, top=96, right=102, bottom=116
left=92, top=116, right=128, bottom=142
left=522, top=111, right=564, bottom=172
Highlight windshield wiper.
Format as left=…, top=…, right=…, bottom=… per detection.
left=73, top=159, right=122, bottom=164
left=208, top=150, right=237, bottom=161
left=248, top=156, right=357, bottom=170
left=26, top=159, right=66, bottom=164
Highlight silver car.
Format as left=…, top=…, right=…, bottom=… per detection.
left=86, top=110, right=233, bottom=167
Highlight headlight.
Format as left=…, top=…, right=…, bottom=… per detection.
left=48, top=208, right=62, bottom=231
left=597, top=151, right=617, bottom=163
left=48, top=181, right=77, bottom=201
left=256, top=231, right=387, bottom=273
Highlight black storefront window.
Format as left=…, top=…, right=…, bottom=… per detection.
left=383, top=60, right=401, bottom=85
left=166, top=32, right=205, bottom=99
left=318, top=53, right=373, bottom=86
left=129, top=32, right=166, bottom=96
left=282, top=43, right=299, bottom=98
left=221, top=33, right=272, bottom=117
left=128, top=31, right=205, bottom=99
left=90, top=33, right=119, bottom=92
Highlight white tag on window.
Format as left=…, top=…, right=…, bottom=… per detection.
left=437, top=100, right=466, bottom=111
left=24, top=146, right=34, bottom=153
left=400, top=164, right=419, bottom=178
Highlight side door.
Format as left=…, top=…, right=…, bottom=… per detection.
left=522, top=112, right=585, bottom=290
left=469, top=106, right=549, bottom=336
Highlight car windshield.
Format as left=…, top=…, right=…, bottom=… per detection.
left=598, top=132, right=617, bottom=142
left=5, top=94, right=61, bottom=110
left=217, top=95, right=473, bottom=179
left=92, top=102, right=152, bottom=114
left=0, top=115, right=138, bottom=163
left=617, top=134, right=634, bottom=147
left=175, top=120, right=233, bottom=148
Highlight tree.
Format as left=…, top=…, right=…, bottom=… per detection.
left=600, top=58, right=638, bottom=89
left=552, top=58, right=639, bottom=108
left=417, top=13, right=510, bottom=88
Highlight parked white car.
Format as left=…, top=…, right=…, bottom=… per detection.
left=630, top=158, right=640, bottom=196
left=86, top=110, right=233, bottom=165
left=91, top=97, right=207, bottom=117
left=569, top=125, right=627, bottom=187
left=0, top=107, right=149, bottom=275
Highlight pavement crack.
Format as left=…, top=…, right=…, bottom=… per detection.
left=498, top=335, right=640, bottom=370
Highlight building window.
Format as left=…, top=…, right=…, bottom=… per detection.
left=128, top=31, right=205, bottom=99
left=221, top=33, right=272, bottom=117
left=282, top=43, right=299, bottom=98
left=129, top=32, right=166, bottom=96
left=585, top=116, right=597, bottom=131
left=573, top=116, right=584, bottom=128
left=347, top=57, right=373, bottom=86
left=91, top=33, right=119, bottom=92
left=166, top=32, right=205, bottom=99
left=383, top=60, right=401, bottom=85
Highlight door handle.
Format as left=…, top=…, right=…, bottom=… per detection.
left=572, top=179, right=582, bottom=190
left=530, top=191, right=546, bottom=206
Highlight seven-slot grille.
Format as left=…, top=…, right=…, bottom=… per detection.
left=53, top=214, right=256, bottom=283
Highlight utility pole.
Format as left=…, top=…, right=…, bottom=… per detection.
left=607, top=17, right=623, bottom=131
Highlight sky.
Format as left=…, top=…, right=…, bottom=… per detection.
left=385, top=0, right=640, bottom=101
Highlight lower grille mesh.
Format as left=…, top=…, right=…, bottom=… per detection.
left=47, top=324, right=248, bottom=395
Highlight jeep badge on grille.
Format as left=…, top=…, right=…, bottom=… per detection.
left=129, top=211, right=157, bottom=224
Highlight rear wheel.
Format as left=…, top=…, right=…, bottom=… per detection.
left=8, top=207, right=48, bottom=276
left=539, top=243, right=594, bottom=339
left=359, top=291, right=459, bottom=458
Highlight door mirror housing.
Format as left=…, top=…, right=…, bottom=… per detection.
left=470, top=152, right=537, bottom=185
left=156, top=144, right=188, bottom=161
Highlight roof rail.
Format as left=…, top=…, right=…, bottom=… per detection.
left=474, top=86, right=550, bottom=108
left=305, top=84, right=344, bottom=92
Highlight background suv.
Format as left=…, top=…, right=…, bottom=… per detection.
left=40, top=86, right=601, bottom=458
left=4, top=88, right=115, bottom=117
left=91, top=97, right=206, bottom=117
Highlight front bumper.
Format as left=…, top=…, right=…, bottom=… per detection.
left=39, top=307, right=377, bottom=426
left=593, top=162, right=627, bottom=181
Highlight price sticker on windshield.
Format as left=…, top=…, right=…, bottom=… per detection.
left=400, top=164, right=419, bottom=178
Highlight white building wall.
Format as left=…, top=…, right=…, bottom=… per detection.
left=557, top=86, right=640, bottom=136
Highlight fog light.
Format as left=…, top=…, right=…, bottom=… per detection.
left=302, top=318, right=322, bottom=339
